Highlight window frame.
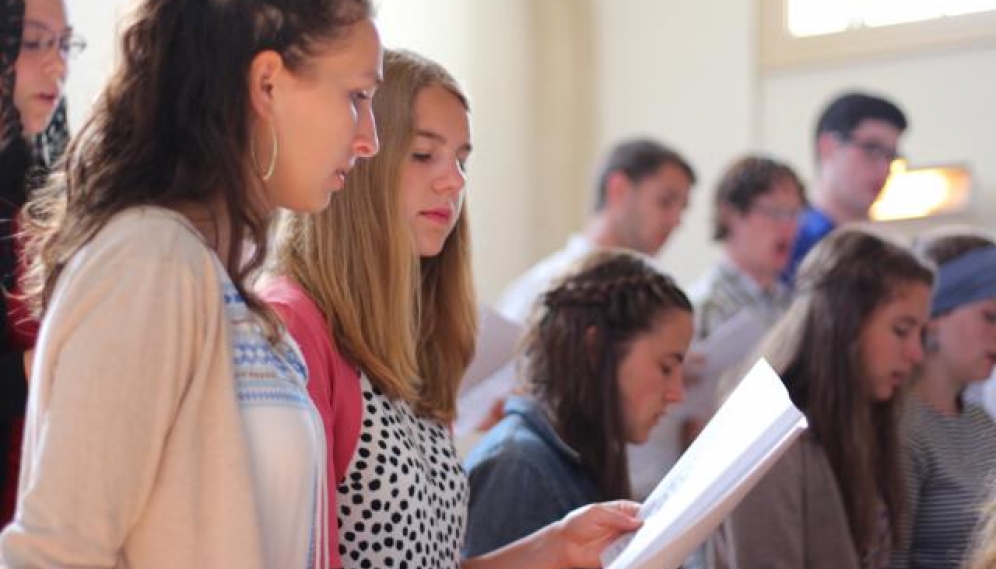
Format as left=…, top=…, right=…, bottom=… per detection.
left=760, top=0, right=996, bottom=71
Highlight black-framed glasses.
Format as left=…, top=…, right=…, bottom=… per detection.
left=20, top=21, right=86, bottom=59
left=837, top=133, right=901, bottom=163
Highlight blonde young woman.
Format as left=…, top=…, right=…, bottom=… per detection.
left=263, top=48, right=640, bottom=569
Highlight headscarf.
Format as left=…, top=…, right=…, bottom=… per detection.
left=931, top=246, right=996, bottom=317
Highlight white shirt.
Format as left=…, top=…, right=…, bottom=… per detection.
left=496, top=234, right=596, bottom=324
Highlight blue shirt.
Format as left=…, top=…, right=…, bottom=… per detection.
left=463, top=396, right=599, bottom=558
left=781, top=207, right=835, bottom=286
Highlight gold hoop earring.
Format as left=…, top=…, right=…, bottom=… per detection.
left=251, top=120, right=277, bottom=181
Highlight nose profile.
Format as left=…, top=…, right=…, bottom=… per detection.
left=668, top=371, right=686, bottom=404
left=908, top=333, right=925, bottom=365
left=353, top=106, right=379, bottom=158
left=44, top=47, right=69, bottom=83
left=434, top=159, right=467, bottom=195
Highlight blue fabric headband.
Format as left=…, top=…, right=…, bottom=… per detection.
left=932, top=245, right=996, bottom=316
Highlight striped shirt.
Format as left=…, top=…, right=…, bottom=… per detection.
left=891, top=397, right=996, bottom=569
left=689, top=259, right=792, bottom=342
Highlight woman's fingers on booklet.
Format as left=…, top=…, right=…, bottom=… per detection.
left=557, top=500, right=643, bottom=568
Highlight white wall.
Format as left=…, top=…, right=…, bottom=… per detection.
left=594, top=0, right=757, bottom=289
left=64, top=1, right=129, bottom=129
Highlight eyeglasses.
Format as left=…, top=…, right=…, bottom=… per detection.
left=19, top=21, right=86, bottom=60
left=750, top=203, right=802, bottom=224
left=837, top=133, right=901, bottom=163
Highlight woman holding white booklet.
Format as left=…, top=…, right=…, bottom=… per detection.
left=464, top=250, right=694, bottom=558
left=712, top=228, right=933, bottom=569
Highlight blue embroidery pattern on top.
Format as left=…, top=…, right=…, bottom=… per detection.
left=222, top=282, right=309, bottom=408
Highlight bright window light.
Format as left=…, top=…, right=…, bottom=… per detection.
left=788, top=0, right=996, bottom=37
left=869, top=160, right=973, bottom=222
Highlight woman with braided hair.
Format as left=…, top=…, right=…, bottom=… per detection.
left=463, top=249, right=694, bottom=557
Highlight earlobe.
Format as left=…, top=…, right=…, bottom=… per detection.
left=247, top=50, right=284, bottom=120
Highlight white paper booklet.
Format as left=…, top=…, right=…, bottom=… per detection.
left=453, top=306, right=524, bottom=439
left=601, top=358, right=808, bottom=569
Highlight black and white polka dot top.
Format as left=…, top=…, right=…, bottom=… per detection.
left=336, top=374, right=468, bottom=569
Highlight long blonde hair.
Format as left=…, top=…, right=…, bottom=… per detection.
left=272, top=49, right=476, bottom=421
left=967, top=483, right=996, bottom=569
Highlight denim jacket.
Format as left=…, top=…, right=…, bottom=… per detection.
left=463, top=396, right=599, bottom=558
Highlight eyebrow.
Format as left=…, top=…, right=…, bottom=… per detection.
left=414, top=129, right=473, bottom=153
left=23, top=20, right=72, bottom=34
left=664, top=352, right=686, bottom=363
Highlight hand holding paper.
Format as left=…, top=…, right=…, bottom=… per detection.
left=601, top=358, right=808, bottom=569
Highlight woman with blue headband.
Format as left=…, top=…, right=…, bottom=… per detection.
left=890, top=229, right=996, bottom=569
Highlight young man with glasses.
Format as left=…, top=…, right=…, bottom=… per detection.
left=782, top=91, right=907, bottom=285
left=626, top=155, right=806, bottom=504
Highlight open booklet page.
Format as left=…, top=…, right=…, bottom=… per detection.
left=601, top=358, right=808, bottom=569
left=674, top=304, right=773, bottom=434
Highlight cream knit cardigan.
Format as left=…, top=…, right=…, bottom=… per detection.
left=0, top=207, right=268, bottom=569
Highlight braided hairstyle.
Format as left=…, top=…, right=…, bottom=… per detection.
left=523, top=249, right=692, bottom=500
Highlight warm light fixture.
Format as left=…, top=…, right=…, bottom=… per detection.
left=869, top=160, right=973, bottom=222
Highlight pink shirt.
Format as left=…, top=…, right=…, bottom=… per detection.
left=260, top=277, right=363, bottom=568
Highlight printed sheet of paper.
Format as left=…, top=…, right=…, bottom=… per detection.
left=694, top=306, right=770, bottom=387
left=601, top=358, right=808, bottom=569
left=683, top=305, right=771, bottom=418
left=453, top=306, right=524, bottom=439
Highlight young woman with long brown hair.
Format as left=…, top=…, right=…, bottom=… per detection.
left=264, top=48, right=641, bottom=569
left=714, top=228, right=933, bottom=569
left=0, top=0, right=381, bottom=567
